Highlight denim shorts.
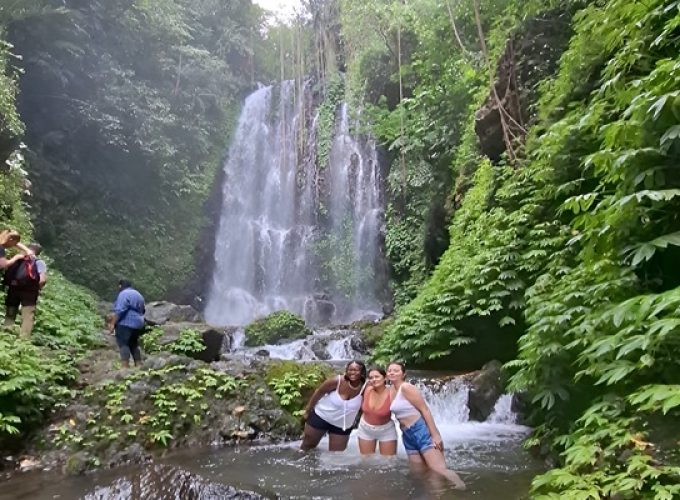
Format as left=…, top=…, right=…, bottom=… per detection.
left=401, top=417, right=435, bottom=455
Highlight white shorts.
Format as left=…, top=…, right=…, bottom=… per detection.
left=357, top=417, right=398, bottom=442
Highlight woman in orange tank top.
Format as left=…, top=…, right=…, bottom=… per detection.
left=356, top=367, right=398, bottom=455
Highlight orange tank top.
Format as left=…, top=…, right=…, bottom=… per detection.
left=361, top=387, right=392, bottom=425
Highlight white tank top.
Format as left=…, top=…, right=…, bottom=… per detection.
left=314, top=376, right=366, bottom=430
left=389, top=385, right=420, bottom=419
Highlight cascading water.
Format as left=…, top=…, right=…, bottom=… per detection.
left=327, top=104, right=384, bottom=316
left=205, top=82, right=385, bottom=327
left=204, top=81, right=316, bottom=326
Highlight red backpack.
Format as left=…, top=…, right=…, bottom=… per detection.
left=3, top=257, right=40, bottom=289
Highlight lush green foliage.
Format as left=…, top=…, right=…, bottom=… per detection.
left=169, top=328, right=204, bottom=356
left=0, top=271, right=101, bottom=443
left=4, top=0, right=271, bottom=298
left=139, top=326, right=164, bottom=354
left=1, top=17, right=103, bottom=447
left=0, top=32, right=30, bottom=237
left=364, top=0, right=680, bottom=496
left=265, top=360, right=333, bottom=416
left=57, top=364, right=249, bottom=451
left=244, top=310, right=310, bottom=346
left=316, top=75, right=345, bottom=170
left=340, top=0, right=551, bottom=305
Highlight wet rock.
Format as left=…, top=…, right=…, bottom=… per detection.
left=18, top=456, right=41, bottom=472
left=511, top=391, right=530, bottom=425
left=310, top=337, right=331, bottom=360
left=304, top=297, right=336, bottom=326
left=63, top=451, right=91, bottom=475
left=220, top=326, right=241, bottom=353
left=349, top=335, right=367, bottom=354
left=467, top=360, right=504, bottom=421
left=358, top=313, right=382, bottom=323
left=146, top=301, right=202, bottom=326
left=107, top=443, right=150, bottom=469
left=81, top=464, right=268, bottom=500
left=212, top=358, right=256, bottom=376
left=255, top=349, right=270, bottom=357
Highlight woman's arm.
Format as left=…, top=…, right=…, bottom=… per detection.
left=15, top=243, right=33, bottom=255
left=303, top=377, right=337, bottom=419
left=402, top=384, right=444, bottom=451
left=2, top=253, right=25, bottom=269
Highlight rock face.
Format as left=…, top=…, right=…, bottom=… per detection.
left=475, top=9, right=572, bottom=161
left=29, top=354, right=304, bottom=475
left=145, top=301, right=202, bottom=326
left=467, top=360, right=504, bottom=421
left=304, top=297, right=337, bottom=326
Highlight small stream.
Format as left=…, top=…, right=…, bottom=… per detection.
left=0, top=374, right=542, bottom=499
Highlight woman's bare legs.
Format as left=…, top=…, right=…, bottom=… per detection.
left=378, top=440, right=398, bottom=456
left=420, top=448, right=466, bottom=490
left=358, top=438, right=377, bottom=455
left=328, top=433, right=351, bottom=451
left=300, top=424, right=325, bottom=451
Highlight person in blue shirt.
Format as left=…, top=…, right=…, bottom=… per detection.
left=110, top=279, right=146, bottom=368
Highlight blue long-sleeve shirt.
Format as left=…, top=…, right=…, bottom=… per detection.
left=113, top=287, right=145, bottom=329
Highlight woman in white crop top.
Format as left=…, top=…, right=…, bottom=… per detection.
left=387, top=362, right=466, bottom=490
left=300, top=360, right=367, bottom=451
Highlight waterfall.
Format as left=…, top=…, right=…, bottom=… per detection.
left=420, top=379, right=471, bottom=424
left=205, top=82, right=385, bottom=327
left=487, top=394, right=518, bottom=424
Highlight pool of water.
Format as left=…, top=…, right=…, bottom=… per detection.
left=0, top=375, right=543, bottom=499
left=0, top=421, right=541, bottom=499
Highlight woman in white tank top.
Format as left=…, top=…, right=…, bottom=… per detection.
left=387, top=362, right=466, bottom=490
left=300, top=360, right=367, bottom=451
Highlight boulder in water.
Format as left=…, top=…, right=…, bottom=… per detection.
left=146, top=301, right=202, bottom=326
left=81, top=464, right=268, bottom=499
left=467, top=360, right=505, bottom=421
left=244, top=311, right=309, bottom=346
left=303, top=296, right=337, bottom=326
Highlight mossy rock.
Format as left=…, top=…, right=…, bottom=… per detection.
left=244, top=311, right=310, bottom=347
left=355, top=318, right=393, bottom=348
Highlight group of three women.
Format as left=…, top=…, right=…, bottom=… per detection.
left=300, top=361, right=466, bottom=490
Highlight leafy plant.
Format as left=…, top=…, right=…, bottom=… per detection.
left=170, top=328, right=204, bottom=356
left=265, top=361, right=331, bottom=416
left=244, top=311, right=309, bottom=346
left=140, top=326, right=164, bottom=354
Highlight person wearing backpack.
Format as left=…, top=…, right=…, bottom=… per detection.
left=109, top=279, right=145, bottom=368
left=3, top=243, right=47, bottom=338
left=0, top=229, right=33, bottom=270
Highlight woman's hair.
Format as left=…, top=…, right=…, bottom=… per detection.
left=0, top=229, right=20, bottom=247
left=118, top=278, right=133, bottom=289
left=27, top=243, right=42, bottom=256
left=388, top=361, right=407, bottom=377
left=344, top=360, right=367, bottom=384
left=367, top=367, right=387, bottom=378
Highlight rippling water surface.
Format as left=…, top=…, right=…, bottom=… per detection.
left=0, top=377, right=543, bottom=499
